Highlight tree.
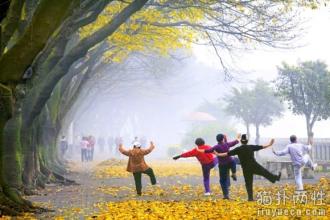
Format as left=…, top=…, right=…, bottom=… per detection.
left=226, top=80, right=284, bottom=144
left=275, top=61, right=330, bottom=143
left=0, top=0, right=319, bottom=215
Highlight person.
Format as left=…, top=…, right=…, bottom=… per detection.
left=80, top=137, right=89, bottom=162
left=196, top=134, right=240, bottom=199
left=119, top=141, right=157, bottom=196
left=87, top=135, right=95, bottom=161
left=272, top=135, right=317, bottom=191
left=60, top=135, right=68, bottom=157
left=173, top=138, right=218, bottom=196
left=98, top=136, right=105, bottom=153
left=214, top=134, right=281, bottom=201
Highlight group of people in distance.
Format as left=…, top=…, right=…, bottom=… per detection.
left=118, top=133, right=317, bottom=201
left=80, top=135, right=96, bottom=162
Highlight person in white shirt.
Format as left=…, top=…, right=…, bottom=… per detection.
left=272, top=135, right=317, bottom=191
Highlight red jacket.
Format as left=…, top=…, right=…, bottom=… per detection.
left=181, top=145, right=215, bottom=165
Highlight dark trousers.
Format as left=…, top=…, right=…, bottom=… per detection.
left=81, top=149, right=87, bottom=162
left=218, top=160, right=236, bottom=198
left=201, top=157, right=218, bottom=193
left=243, top=163, right=278, bottom=201
left=133, top=168, right=156, bottom=195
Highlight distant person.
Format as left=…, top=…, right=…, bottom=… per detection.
left=173, top=138, right=218, bottom=196
left=80, top=137, right=89, bottom=162
left=98, top=136, right=105, bottom=153
left=87, top=135, right=95, bottom=161
left=60, top=135, right=68, bottom=157
left=214, top=134, right=281, bottom=201
left=107, top=136, right=114, bottom=155
left=119, top=141, right=157, bottom=196
left=197, top=134, right=240, bottom=199
left=273, top=135, right=317, bottom=191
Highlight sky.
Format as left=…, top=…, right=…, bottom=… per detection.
left=192, top=7, right=330, bottom=139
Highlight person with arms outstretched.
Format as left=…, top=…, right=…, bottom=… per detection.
left=119, top=141, right=157, bottom=196
left=173, top=138, right=218, bottom=196
left=214, top=134, right=281, bottom=201
left=273, top=135, right=317, bottom=191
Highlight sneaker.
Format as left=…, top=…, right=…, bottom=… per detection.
left=204, top=192, right=211, bottom=196
left=231, top=173, right=237, bottom=181
left=312, top=163, right=317, bottom=171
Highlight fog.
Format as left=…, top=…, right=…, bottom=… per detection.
left=63, top=8, right=330, bottom=161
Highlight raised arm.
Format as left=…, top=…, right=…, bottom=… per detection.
left=119, top=143, right=130, bottom=156
left=262, top=138, right=275, bottom=149
left=141, top=141, right=155, bottom=155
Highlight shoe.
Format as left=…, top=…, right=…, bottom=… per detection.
left=248, top=198, right=254, bottom=201
left=312, top=163, right=317, bottom=171
left=231, top=173, right=237, bottom=181
left=204, top=192, right=211, bottom=196
left=223, top=196, right=229, bottom=200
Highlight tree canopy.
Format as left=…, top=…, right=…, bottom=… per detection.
left=275, top=60, right=330, bottom=140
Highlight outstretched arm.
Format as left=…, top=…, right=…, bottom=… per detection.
left=213, top=151, right=228, bottom=157
left=272, top=145, right=289, bottom=156
left=173, top=148, right=197, bottom=160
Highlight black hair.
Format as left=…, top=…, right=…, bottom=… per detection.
left=290, top=135, right=297, bottom=143
left=216, top=134, right=225, bottom=143
left=195, top=138, right=205, bottom=146
left=241, top=134, right=249, bottom=144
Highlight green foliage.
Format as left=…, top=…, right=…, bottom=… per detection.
left=275, top=61, right=330, bottom=120
left=226, top=80, right=284, bottom=127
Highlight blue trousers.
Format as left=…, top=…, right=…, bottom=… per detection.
left=218, top=160, right=236, bottom=198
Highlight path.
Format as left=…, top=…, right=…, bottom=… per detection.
left=28, top=160, right=330, bottom=219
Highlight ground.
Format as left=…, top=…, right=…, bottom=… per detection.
left=5, top=159, right=330, bottom=219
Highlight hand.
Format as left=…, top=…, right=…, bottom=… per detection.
left=173, top=155, right=180, bottom=160
left=150, top=141, right=155, bottom=148
left=269, top=138, right=275, bottom=146
left=236, top=133, right=241, bottom=140
left=272, top=148, right=276, bottom=154
left=119, top=143, right=123, bottom=148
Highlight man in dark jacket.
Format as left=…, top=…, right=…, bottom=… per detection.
left=214, top=134, right=281, bottom=201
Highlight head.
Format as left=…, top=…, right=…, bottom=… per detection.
left=240, top=134, right=249, bottom=145
left=290, top=135, right=297, bottom=143
left=195, top=138, right=205, bottom=146
left=216, top=134, right=225, bottom=143
left=133, top=141, right=141, bottom=148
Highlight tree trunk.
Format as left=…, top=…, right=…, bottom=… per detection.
left=246, top=123, right=250, bottom=138
left=255, top=124, right=260, bottom=145
left=305, top=117, right=314, bottom=160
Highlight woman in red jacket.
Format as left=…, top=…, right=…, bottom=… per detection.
left=173, top=138, right=218, bottom=196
